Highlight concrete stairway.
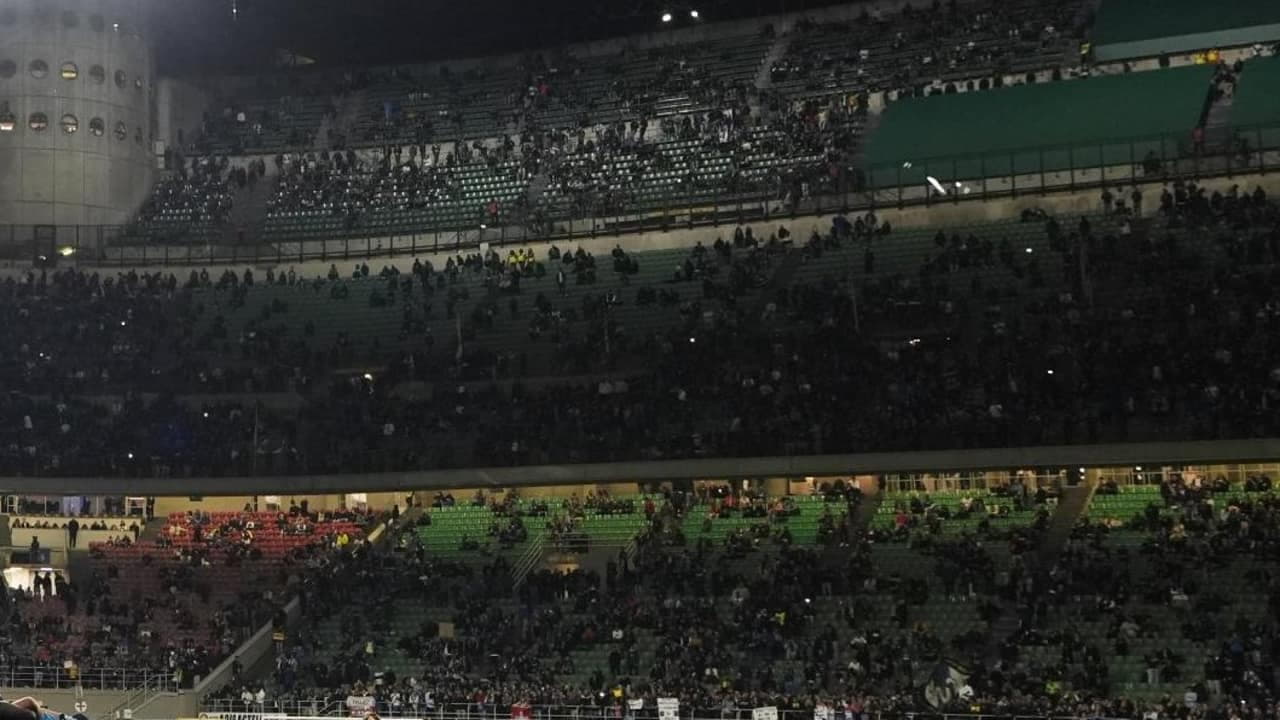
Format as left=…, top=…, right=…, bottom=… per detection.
left=849, top=490, right=883, bottom=534
left=1035, top=483, right=1095, bottom=565
left=314, top=110, right=336, bottom=152
left=137, top=516, right=168, bottom=542
left=328, top=88, right=368, bottom=149
left=819, top=491, right=881, bottom=568
left=221, top=178, right=276, bottom=246
left=754, top=31, right=791, bottom=92
left=985, top=482, right=1095, bottom=655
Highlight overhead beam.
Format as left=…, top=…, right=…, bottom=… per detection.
left=3, top=438, right=1278, bottom=496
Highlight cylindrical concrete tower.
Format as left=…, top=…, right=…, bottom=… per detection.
left=0, top=0, right=155, bottom=227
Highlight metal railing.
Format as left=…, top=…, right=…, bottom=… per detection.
left=4, top=121, right=1277, bottom=268
left=0, top=665, right=177, bottom=691
left=196, top=704, right=1128, bottom=720
left=510, top=533, right=546, bottom=587
left=106, top=671, right=175, bottom=718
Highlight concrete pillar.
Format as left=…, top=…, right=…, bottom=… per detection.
left=0, top=0, right=155, bottom=229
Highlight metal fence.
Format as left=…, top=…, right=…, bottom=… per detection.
left=0, top=665, right=176, bottom=691
left=2, top=121, right=1278, bottom=268
left=196, top=702, right=1124, bottom=720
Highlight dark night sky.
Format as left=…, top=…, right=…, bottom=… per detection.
left=154, top=0, right=848, bottom=73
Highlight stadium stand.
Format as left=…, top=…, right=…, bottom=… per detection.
left=865, top=64, right=1216, bottom=182
left=1090, top=0, right=1280, bottom=62
left=209, top=480, right=1114, bottom=716
left=9, top=2, right=1280, bottom=717
left=1231, top=55, right=1280, bottom=149
left=6, top=180, right=1280, bottom=477
left=126, top=157, right=237, bottom=244
left=2, top=507, right=377, bottom=688
left=1036, top=472, right=1280, bottom=700
left=199, top=81, right=334, bottom=156
left=771, top=0, right=1091, bottom=99
left=128, top=0, right=1160, bottom=246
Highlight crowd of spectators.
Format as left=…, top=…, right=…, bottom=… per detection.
left=4, top=182, right=1280, bottom=477
left=773, top=0, right=1091, bottom=98
left=203, top=476, right=1280, bottom=719
left=172, top=0, right=1104, bottom=244
left=131, top=156, right=240, bottom=240
left=0, top=505, right=379, bottom=688
left=266, top=144, right=523, bottom=227
left=1031, top=473, right=1280, bottom=710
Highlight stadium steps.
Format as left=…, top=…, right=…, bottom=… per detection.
left=754, top=31, right=790, bottom=93
left=223, top=179, right=276, bottom=246
left=849, top=490, right=883, bottom=534
left=333, top=88, right=367, bottom=144
left=1034, top=483, right=1094, bottom=565
left=314, top=108, right=336, bottom=152
left=756, top=249, right=804, bottom=314
left=136, top=516, right=169, bottom=542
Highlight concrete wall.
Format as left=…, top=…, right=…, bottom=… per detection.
left=156, top=76, right=211, bottom=153
left=151, top=492, right=403, bottom=517
left=0, top=438, right=1276, bottom=497
left=9, top=527, right=131, bottom=551
left=1096, top=25, right=1280, bottom=63
left=0, top=0, right=155, bottom=227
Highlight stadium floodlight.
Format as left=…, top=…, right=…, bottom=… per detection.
left=926, top=176, right=947, bottom=195
left=690, top=9, right=700, bottom=19
left=661, top=12, right=673, bottom=22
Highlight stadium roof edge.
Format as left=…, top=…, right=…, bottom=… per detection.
left=3, top=438, right=1279, bottom=495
